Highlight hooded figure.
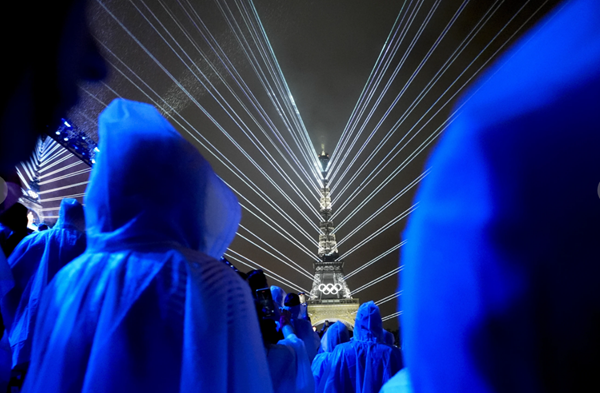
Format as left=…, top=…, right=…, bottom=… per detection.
left=401, top=1, right=600, bottom=392
left=284, top=293, right=320, bottom=362
left=1, top=198, right=86, bottom=370
left=321, top=301, right=402, bottom=393
left=312, top=321, right=350, bottom=390
left=278, top=322, right=315, bottom=393
left=22, top=99, right=273, bottom=393
left=382, top=330, right=394, bottom=346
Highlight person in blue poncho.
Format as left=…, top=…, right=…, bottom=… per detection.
left=311, top=320, right=350, bottom=390
left=401, top=0, right=600, bottom=392
left=321, top=301, right=402, bottom=393
left=22, top=99, right=273, bottom=393
left=1, top=198, right=86, bottom=373
left=284, top=293, right=321, bottom=363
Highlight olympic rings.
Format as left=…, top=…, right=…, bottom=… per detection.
left=318, top=283, right=343, bottom=295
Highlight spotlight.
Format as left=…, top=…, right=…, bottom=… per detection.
left=26, top=189, right=39, bottom=199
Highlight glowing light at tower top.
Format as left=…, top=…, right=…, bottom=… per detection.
left=318, top=150, right=330, bottom=179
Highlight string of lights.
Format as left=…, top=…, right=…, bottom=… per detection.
left=351, top=266, right=404, bottom=296
left=176, top=0, right=322, bottom=195
left=329, top=0, right=426, bottom=172
left=38, top=152, right=75, bottom=174
left=38, top=181, right=90, bottom=196
left=344, top=240, right=407, bottom=280
left=329, top=0, right=518, bottom=197
left=138, top=0, right=321, bottom=202
left=128, top=0, right=321, bottom=225
left=331, top=0, right=546, bottom=222
left=38, top=160, right=85, bottom=180
left=234, top=0, right=320, bottom=169
left=331, top=115, right=455, bottom=223
left=329, top=0, right=421, bottom=170
left=329, top=0, right=470, bottom=184
left=375, top=291, right=402, bottom=307
left=212, top=0, right=321, bottom=178
left=239, top=202, right=317, bottom=259
left=166, top=1, right=318, bottom=199
left=330, top=0, right=505, bottom=197
left=381, top=311, right=402, bottom=323
left=338, top=204, right=417, bottom=261
left=38, top=168, right=91, bottom=186
left=225, top=250, right=309, bottom=293
left=329, top=0, right=444, bottom=181
left=237, top=224, right=314, bottom=279
left=334, top=169, right=429, bottom=239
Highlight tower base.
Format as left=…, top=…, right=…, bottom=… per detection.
left=308, top=298, right=360, bottom=329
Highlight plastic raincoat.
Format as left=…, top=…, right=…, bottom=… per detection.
left=312, top=321, right=350, bottom=390
left=266, top=341, right=297, bottom=393
left=382, top=330, right=394, bottom=346
left=321, top=301, right=402, bottom=393
left=278, top=332, right=314, bottom=393
left=1, top=198, right=86, bottom=368
left=22, top=99, right=273, bottom=393
left=401, top=1, right=600, bottom=392
left=379, top=369, right=414, bottom=393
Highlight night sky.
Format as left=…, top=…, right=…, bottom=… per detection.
left=37, top=0, right=563, bottom=329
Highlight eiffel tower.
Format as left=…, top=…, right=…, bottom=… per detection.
left=307, top=151, right=359, bottom=328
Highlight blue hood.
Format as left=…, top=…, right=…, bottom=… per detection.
left=84, top=99, right=241, bottom=258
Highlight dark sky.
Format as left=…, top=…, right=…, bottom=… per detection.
left=39, top=0, right=563, bottom=330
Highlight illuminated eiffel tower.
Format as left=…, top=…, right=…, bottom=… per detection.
left=307, top=151, right=359, bottom=328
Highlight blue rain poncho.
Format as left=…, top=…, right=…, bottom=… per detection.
left=379, top=369, right=414, bottom=393
left=278, top=332, right=315, bottom=393
left=290, top=312, right=320, bottom=363
left=312, top=321, right=350, bottom=390
left=382, top=330, right=394, bottom=346
left=0, top=245, right=12, bottom=300
left=321, top=301, right=402, bottom=393
left=22, top=99, right=273, bottom=393
left=1, top=198, right=86, bottom=369
left=401, top=1, right=600, bottom=392
left=266, top=342, right=297, bottom=393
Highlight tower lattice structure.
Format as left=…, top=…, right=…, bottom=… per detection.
left=307, top=152, right=358, bottom=326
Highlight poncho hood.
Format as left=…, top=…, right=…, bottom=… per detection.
left=85, top=99, right=240, bottom=258
left=54, top=198, right=84, bottom=232
left=321, top=321, right=350, bottom=352
left=353, top=301, right=383, bottom=343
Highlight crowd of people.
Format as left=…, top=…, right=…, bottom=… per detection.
left=0, top=0, right=599, bottom=392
